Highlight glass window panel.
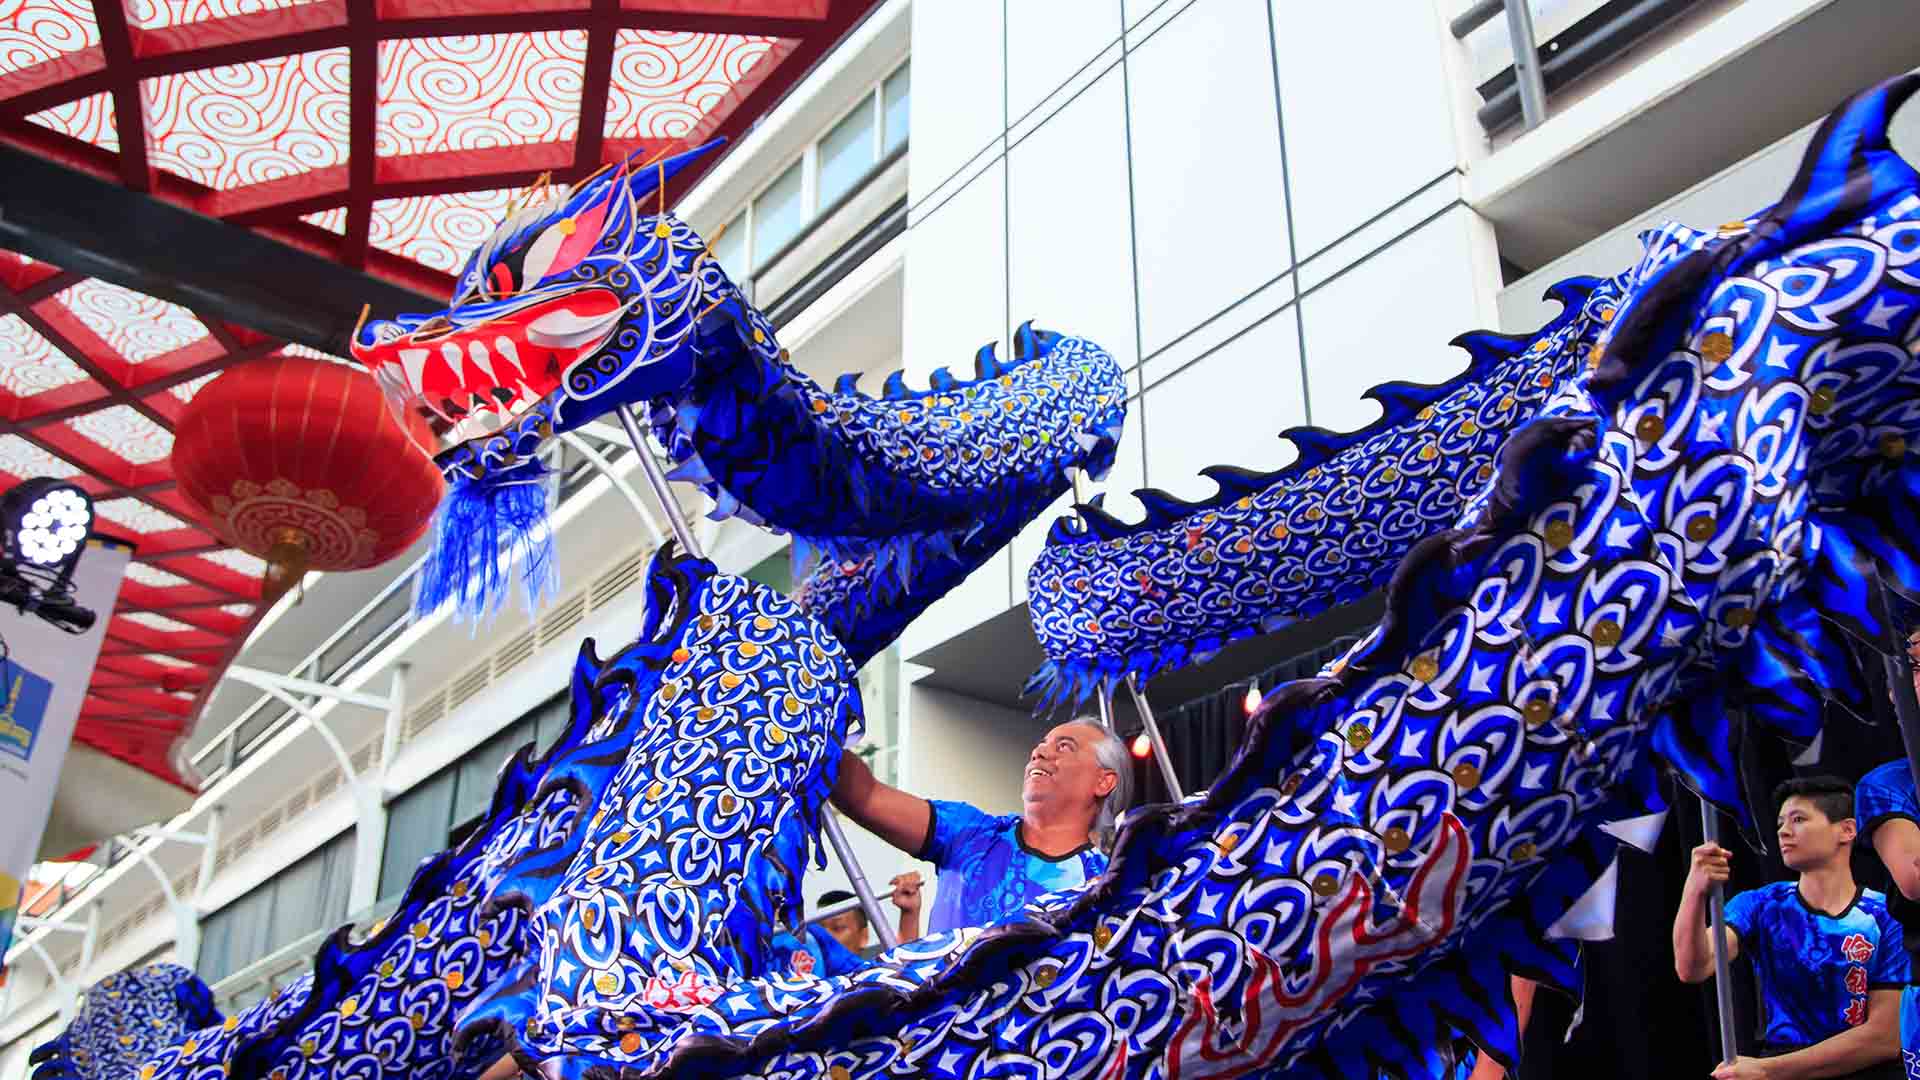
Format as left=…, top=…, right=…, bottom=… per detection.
left=318, top=830, right=353, bottom=926
left=744, top=548, right=792, bottom=594
left=378, top=770, right=454, bottom=900
left=882, top=64, right=909, bottom=154
left=752, top=161, right=804, bottom=265
left=452, top=720, right=535, bottom=828
left=712, top=210, right=749, bottom=282
left=200, top=882, right=273, bottom=982
left=532, top=691, right=570, bottom=753
left=267, top=850, right=325, bottom=953
left=817, top=99, right=875, bottom=211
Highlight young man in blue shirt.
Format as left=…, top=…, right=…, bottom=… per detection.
left=1674, top=776, right=1908, bottom=1079
left=829, top=718, right=1131, bottom=933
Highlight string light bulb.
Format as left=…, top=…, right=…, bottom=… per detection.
left=1243, top=683, right=1263, bottom=716
left=1129, top=733, right=1152, bottom=759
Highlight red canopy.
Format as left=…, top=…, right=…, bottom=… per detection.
left=0, top=0, right=881, bottom=798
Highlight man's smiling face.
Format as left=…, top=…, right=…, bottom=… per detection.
left=1022, top=721, right=1116, bottom=815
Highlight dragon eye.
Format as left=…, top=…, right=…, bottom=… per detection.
left=489, top=263, right=515, bottom=296
left=520, top=221, right=568, bottom=286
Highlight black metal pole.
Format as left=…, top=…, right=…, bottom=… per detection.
left=1699, top=798, right=1739, bottom=1066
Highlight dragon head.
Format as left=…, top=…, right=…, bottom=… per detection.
left=351, top=140, right=731, bottom=434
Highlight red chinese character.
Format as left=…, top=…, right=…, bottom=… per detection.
left=1843, top=933, right=1875, bottom=963
left=790, top=949, right=816, bottom=976
left=1845, top=996, right=1869, bottom=1027
left=1847, top=966, right=1869, bottom=995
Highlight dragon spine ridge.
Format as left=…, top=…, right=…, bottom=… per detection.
left=1025, top=274, right=1620, bottom=709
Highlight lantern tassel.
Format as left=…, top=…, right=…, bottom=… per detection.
left=415, top=459, right=558, bottom=621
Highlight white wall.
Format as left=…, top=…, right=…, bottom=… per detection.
left=899, top=0, right=1502, bottom=658
left=1498, top=96, right=1920, bottom=333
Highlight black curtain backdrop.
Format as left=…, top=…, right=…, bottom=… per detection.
left=1129, top=636, right=1919, bottom=1078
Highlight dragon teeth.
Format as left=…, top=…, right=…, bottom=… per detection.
left=398, top=348, right=430, bottom=393
left=467, top=339, right=497, bottom=382
left=440, top=341, right=465, bottom=384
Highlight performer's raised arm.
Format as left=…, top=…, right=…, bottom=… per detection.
left=832, top=720, right=1126, bottom=936
left=831, top=746, right=934, bottom=855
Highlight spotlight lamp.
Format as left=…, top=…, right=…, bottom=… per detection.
left=0, top=478, right=99, bottom=634
left=6, top=479, right=93, bottom=572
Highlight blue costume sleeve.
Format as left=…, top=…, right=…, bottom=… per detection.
left=804, top=924, right=867, bottom=977
left=1874, top=904, right=1912, bottom=988
left=1723, top=886, right=1760, bottom=943
left=919, top=799, right=995, bottom=868
left=1858, top=761, right=1920, bottom=835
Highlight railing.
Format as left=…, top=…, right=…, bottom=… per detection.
left=1454, top=0, right=1706, bottom=134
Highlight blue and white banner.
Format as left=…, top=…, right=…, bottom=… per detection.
left=0, top=536, right=131, bottom=963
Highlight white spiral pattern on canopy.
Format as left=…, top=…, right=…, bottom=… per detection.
left=142, top=49, right=350, bottom=190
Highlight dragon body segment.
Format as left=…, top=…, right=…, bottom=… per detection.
left=51, top=71, right=1920, bottom=1080
left=1024, top=275, right=1620, bottom=709
left=29, top=965, right=221, bottom=1080
left=461, top=74, right=1920, bottom=1078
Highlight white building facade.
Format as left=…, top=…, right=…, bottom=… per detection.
left=4, top=0, right=1918, bottom=1073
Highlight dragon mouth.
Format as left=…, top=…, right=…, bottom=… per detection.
left=353, top=288, right=626, bottom=422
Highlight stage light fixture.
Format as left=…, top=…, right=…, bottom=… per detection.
left=0, top=477, right=99, bottom=634
left=4, top=478, right=93, bottom=573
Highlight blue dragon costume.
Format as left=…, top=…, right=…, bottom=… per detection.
left=50, top=72, right=1920, bottom=1079
left=28, top=964, right=221, bottom=1080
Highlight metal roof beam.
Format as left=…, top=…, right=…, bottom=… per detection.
left=0, top=146, right=440, bottom=353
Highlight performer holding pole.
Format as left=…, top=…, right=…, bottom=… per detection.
left=1674, top=777, right=1908, bottom=1079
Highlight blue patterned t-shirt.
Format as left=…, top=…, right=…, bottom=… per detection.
left=1723, top=882, right=1909, bottom=1049
left=1859, top=760, right=1920, bottom=836
left=920, top=799, right=1107, bottom=934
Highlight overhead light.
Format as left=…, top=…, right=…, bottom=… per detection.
left=3, top=478, right=92, bottom=572
left=0, top=478, right=98, bottom=634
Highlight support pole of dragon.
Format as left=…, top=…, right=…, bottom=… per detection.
left=616, top=404, right=900, bottom=950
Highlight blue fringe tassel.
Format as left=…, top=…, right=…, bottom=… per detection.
left=416, top=459, right=559, bottom=620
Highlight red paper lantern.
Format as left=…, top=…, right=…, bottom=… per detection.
left=172, top=355, right=444, bottom=595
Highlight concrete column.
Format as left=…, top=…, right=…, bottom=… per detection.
left=349, top=664, right=405, bottom=914
left=378, top=665, right=408, bottom=775
left=195, top=806, right=222, bottom=906
left=77, top=903, right=98, bottom=974
left=170, top=902, right=201, bottom=971
left=347, top=780, right=387, bottom=914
